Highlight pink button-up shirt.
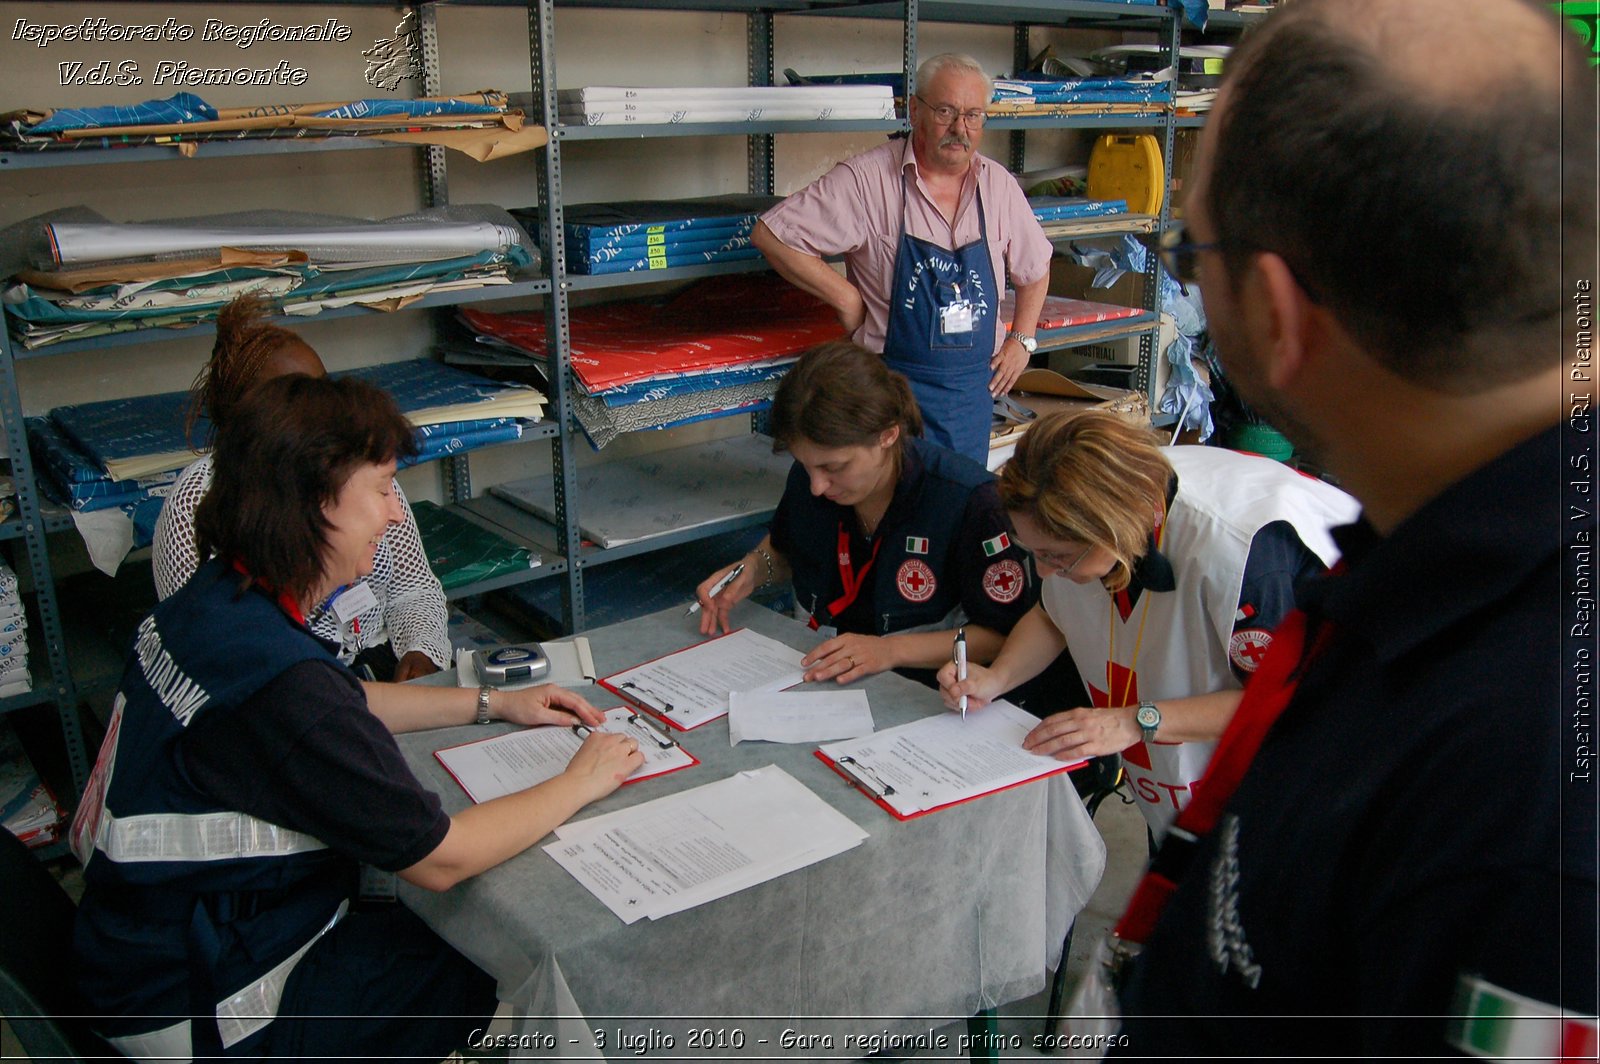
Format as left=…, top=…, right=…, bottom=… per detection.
left=761, top=136, right=1052, bottom=354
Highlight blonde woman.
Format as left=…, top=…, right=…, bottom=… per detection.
left=939, top=410, right=1358, bottom=836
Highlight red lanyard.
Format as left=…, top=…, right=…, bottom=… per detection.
left=230, top=557, right=307, bottom=626
left=821, top=523, right=885, bottom=623
left=1114, top=607, right=1333, bottom=944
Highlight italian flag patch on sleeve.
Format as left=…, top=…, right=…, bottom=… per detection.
left=981, top=532, right=1011, bottom=557
left=1448, top=974, right=1598, bottom=1059
left=905, top=536, right=929, bottom=555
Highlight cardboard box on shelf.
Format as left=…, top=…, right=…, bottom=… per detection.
left=1042, top=312, right=1176, bottom=402
left=988, top=368, right=1148, bottom=470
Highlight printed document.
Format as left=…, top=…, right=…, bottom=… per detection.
left=435, top=707, right=695, bottom=803
left=600, top=628, right=806, bottom=730
left=817, top=699, right=1077, bottom=819
left=727, top=690, right=874, bottom=746
left=545, top=765, right=867, bottom=923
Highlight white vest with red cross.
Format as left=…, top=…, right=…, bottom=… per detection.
left=1040, top=446, right=1359, bottom=837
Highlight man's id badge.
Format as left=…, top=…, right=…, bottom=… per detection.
left=939, top=300, right=975, bottom=335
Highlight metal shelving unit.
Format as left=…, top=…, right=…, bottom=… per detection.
left=0, top=3, right=571, bottom=817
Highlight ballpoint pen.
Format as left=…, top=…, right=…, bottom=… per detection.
left=955, top=627, right=968, bottom=720
left=686, top=561, right=745, bottom=615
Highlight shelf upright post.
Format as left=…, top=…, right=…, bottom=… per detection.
left=531, top=0, right=586, bottom=633
left=1008, top=23, right=1029, bottom=175
left=748, top=11, right=775, bottom=196
left=1134, top=4, right=1181, bottom=408
left=0, top=329, right=88, bottom=797
left=748, top=9, right=777, bottom=437
left=903, top=0, right=919, bottom=105
left=417, top=3, right=474, bottom=504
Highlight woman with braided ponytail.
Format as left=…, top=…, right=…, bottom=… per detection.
left=151, top=294, right=450, bottom=681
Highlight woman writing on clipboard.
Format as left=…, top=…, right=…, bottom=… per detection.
left=937, top=410, right=1358, bottom=837
left=694, top=340, right=1039, bottom=687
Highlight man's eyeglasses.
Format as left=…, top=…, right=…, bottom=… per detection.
left=914, top=95, right=987, bottom=128
left=1138, top=222, right=1219, bottom=294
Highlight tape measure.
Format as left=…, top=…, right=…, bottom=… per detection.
left=472, top=643, right=551, bottom=686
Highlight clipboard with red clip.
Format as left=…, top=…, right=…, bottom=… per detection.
left=434, top=706, right=699, bottom=803
left=598, top=627, right=807, bottom=731
left=814, top=701, right=1084, bottom=821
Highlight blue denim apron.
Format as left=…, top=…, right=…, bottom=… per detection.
left=881, top=170, right=998, bottom=463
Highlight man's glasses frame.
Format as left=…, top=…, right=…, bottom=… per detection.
left=913, top=95, right=987, bottom=128
left=1138, top=221, right=1219, bottom=294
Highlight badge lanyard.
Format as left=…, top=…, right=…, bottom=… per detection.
left=1105, top=507, right=1165, bottom=706
left=1112, top=606, right=1334, bottom=946
left=818, top=523, right=885, bottom=625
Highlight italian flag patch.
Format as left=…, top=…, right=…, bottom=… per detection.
left=1448, top=974, right=1598, bottom=1059
left=981, top=532, right=1011, bottom=557
left=905, top=536, right=929, bottom=555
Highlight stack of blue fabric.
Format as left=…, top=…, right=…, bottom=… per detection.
left=1029, top=197, right=1129, bottom=223
left=26, top=359, right=542, bottom=550
left=990, top=76, right=1172, bottom=115
left=516, top=196, right=779, bottom=276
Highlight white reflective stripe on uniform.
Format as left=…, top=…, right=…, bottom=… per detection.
left=215, top=899, right=349, bottom=1049
left=108, top=1018, right=193, bottom=1063
left=93, top=807, right=328, bottom=863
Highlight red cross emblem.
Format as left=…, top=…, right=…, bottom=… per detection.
left=982, top=560, right=1024, bottom=603
left=1229, top=628, right=1274, bottom=673
left=1088, top=664, right=1151, bottom=769
left=896, top=559, right=936, bottom=602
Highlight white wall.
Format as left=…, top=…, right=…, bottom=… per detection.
left=0, top=1, right=1122, bottom=524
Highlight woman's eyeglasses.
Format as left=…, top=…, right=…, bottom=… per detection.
left=914, top=95, right=987, bottom=128
left=1027, top=544, right=1090, bottom=575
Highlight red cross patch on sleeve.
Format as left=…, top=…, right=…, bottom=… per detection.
left=1228, top=628, right=1274, bottom=673
left=982, top=560, right=1025, bottom=603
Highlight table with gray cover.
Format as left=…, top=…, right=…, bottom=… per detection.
left=396, top=602, right=1106, bottom=1060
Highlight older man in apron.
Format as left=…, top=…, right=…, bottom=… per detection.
left=754, top=52, right=1053, bottom=464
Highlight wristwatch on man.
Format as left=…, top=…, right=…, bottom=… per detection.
left=1135, top=700, right=1162, bottom=743
left=1008, top=331, right=1038, bottom=354
left=475, top=685, right=494, bottom=725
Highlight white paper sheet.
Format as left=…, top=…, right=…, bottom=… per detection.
left=435, top=707, right=694, bottom=803
left=602, top=628, right=805, bottom=731
left=817, top=699, right=1076, bottom=818
left=540, top=638, right=597, bottom=687
left=546, top=765, right=867, bottom=923
left=727, top=690, right=875, bottom=746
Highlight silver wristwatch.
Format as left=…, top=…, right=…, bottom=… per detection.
left=1135, top=700, right=1161, bottom=743
left=475, top=685, right=493, bottom=725
left=1009, top=331, right=1038, bottom=354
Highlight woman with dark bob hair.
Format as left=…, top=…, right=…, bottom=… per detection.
left=938, top=410, right=1358, bottom=838
left=70, top=374, right=642, bottom=1062
left=152, top=293, right=450, bottom=682
left=695, top=339, right=1039, bottom=686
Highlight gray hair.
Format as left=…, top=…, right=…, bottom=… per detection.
left=915, top=53, right=992, bottom=101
